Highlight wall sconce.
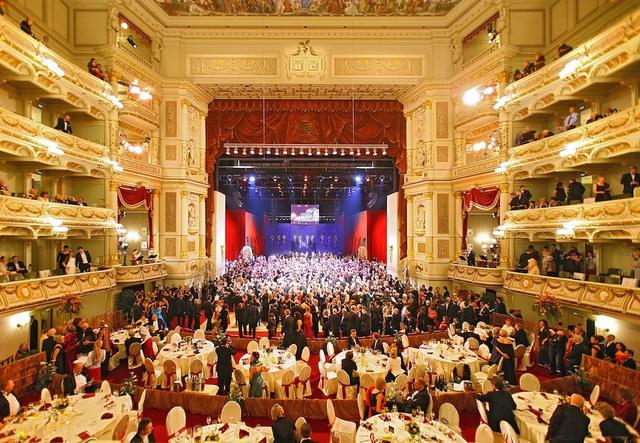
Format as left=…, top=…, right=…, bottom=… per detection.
left=10, top=312, right=30, bottom=329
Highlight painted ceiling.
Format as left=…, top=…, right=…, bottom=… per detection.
left=154, top=0, right=461, bottom=17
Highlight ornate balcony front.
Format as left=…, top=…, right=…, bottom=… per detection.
left=504, top=271, right=640, bottom=319
left=0, top=269, right=116, bottom=313
left=0, top=195, right=117, bottom=238
left=447, top=264, right=505, bottom=286
left=113, top=262, right=168, bottom=285
left=0, top=108, right=112, bottom=176
left=501, top=197, right=640, bottom=242
left=0, top=16, right=115, bottom=118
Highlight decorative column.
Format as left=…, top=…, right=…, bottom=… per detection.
left=453, top=191, right=463, bottom=254
left=423, top=191, right=434, bottom=260
left=106, top=180, right=120, bottom=265
left=498, top=183, right=513, bottom=267
left=406, top=195, right=414, bottom=260
left=152, top=189, right=160, bottom=253
left=405, top=112, right=414, bottom=174
left=198, top=194, right=206, bottom=257
left=454, top=131, right=464, bottom=166
left=180, top=190, right=190, bottom=259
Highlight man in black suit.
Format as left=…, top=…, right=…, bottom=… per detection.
left=63, top=362, right=95, bottom=396
left=446, top=299, right=461, bottom=321
left=328, top=308, right=341, bottom=338
left=477, top=379, right=519, bottom=433
left=282, top=309, right=296, bottom=345
left=54, top=113, right=73, bottom=134
left=546, top=394, right=590, bottom=443
left=623, top=349, right=637, bottom=370
left=130, top=417, right=156, bottom=443
left=604, top=334, right=617, bottom=360
left=346, top=306, right=359, bottom=333
left=371, top=332, right=385, bottom=354
left=77, top=321, right=95, bottom=354
left=403, top=377, right=430, bottom=413
left=390, top=307, right=401, bottom=333
left=215, top=337, right=235, bottom=395
left=246, top=300, right=260, bottom=338
left=340, top=309, right=350, bottom=338
left=620, top=166, right=639, bottom=196
left=42, top=328, right=56, bottom=362
left=358, top=307, right=371, bottom=337
left=341, top=351, right=359, bottom=386
left=0, top=379, right=20, bottom=421
left=20, top=17, right=35, bottom=38
left=75, top=247, right=92, bottom=273
left=7, top=256, right=28, bottom=275
left=467, top=246, right=476, bottom=266
left=184, top=295, right=196, bottom=330
left=271, top=404, right=296, bottom=443
left=299, top=422, right=319, bottom=443
left=236, top=301, right=247, bottom=338
left=513, top=322, right=529, bottom=347
left=565, top=334, right=589, bottom=370
left=460, top=302, right=477, bottom=325
left=567, top=178, right=585, bottom=203
left=202, top=297, right=214, bottom=331
left=346, top=329, right=360, bottom=350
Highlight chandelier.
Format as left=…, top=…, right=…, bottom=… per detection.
left=223, top=143, right=387, bottom=157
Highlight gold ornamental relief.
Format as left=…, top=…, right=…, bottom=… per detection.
left=333, top=57, right=423, bottom=77
left=189, top=56, right=278, bottom=76
left=15, top=284, right=33, bottom=301
left=594, top=287, right=614, bottom=304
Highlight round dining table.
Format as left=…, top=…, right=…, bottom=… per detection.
left=170, top=422, right=269, bottom=442
left=0, top=393, right=131, bottom=443
left=157, top=339, right=215, bottom=375
left=239, top=349, right=296, bottom=393
left=334, top=349, right=389, bottom=382
left=109, top=329, right=138, bottom=353
left=513, top=391, right=638, bottom=443
left=355, top=412, right=466, bottom=442
left=409, top=341, right=480, bottom=381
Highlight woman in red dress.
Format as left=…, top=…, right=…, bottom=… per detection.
left=63, top=324, right=78, bottom=373
left=303, top=306, right=313, bottom=339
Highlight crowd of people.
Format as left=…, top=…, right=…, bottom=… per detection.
left=511, top=43, right=573, bottom=82
left=517, top=244, right=595, bottom=277
left=0, top=180, right=89, bottom=206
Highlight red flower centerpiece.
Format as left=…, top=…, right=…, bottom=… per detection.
left=57, top=293, right=82, bottom=317
left=532, top=293, right=561, bottom=319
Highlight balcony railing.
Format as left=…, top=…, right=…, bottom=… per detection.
left=0, top=16, right=114, bottom=114
left=0, top=269, right=116, bottom=313
left=501, top=197, right=640, bottom=241
left=499, top=9, right=640, bottom=116
left=0, top=195, right=117, bottom=237
left=113, top=262, right=168, bottom=284
left=504, top=271, right=640, bottom=318
left=447, top=263, right=505, bottom=286
left=0, top=108, right=111, bottom=174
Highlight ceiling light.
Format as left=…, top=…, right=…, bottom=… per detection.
left=52, top=226, right=69, bottom=234
left=559, top=59, right=581, bottom=79
left=482, top=86, right=495, bottom=95
left=42, top=58, right=65, bottom=77
left=472, top=141, right=487, bottom=152
left=463, top=87, right=482, bottom=106
left=138, top=90, right=152, bottom=101
left=120, top=22, right=129, bottom=30
left=105, top=93, right=124, bottom=109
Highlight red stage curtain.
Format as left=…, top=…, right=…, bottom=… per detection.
left=367, top=210, right=387, bottom=262
left=205, top=99, right=407, bottom=257
left=117, top=186, right=154, bottom=249
left=245, top=212, right=264, bottom=257
left=225, top=209, right=245, bottom=260
left=461, top=188, right=500, bottom=250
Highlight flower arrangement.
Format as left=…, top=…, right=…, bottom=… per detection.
left=229, top=384, right=244, bottom=403
left=532, top=293, right=561, bottom=319
left=325, top=332, right=337, bottom=346
left=211, top=332, right=228, bottom=347
left=385, top=381, right=402, bottom=404
left=119, top=373, right=138, bottom=397
left=204, top=433, right=220, bottom=441
left=53, top=397, right=69, bottom=410
left=57, top=293, right=82, bottom=316
left=406, top=421, right=420, bottom=436
left=35, top=362, right=56, bottom=391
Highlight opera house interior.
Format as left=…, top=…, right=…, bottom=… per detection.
left=0, top=0, right=639, bottom=441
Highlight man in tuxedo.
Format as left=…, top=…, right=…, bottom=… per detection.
left=245, top=300, right=260, bottom=338
left=77, top=321, right=95, bottom=354
left=403, top=378, right=430, bottom=413
left=460, top=301, right=477, bottom=325
left=42, top=328, right=57, bottom=362
left=476, top=378, right=519, bottom=433
left=513, top=322, right=529, bottom=347
left=130, top=417, right=156, bottom=443
left=328, top=308, right=341, bottom=338
left=604, top=334, right=617, bottom=360
left=467, top=246, right=476, bottom=266
left=546, top=394, right=590, bottom=443
left=56, top=245, right=70, bottom=273
left=446, top=299, right=461, bottom=321
left=75, top=247, right=92, bottom=273
left=346, top=329, right=360, bottom=349
left=270, top=404, right=296, bottom=443
left=0, top=379, right=20, bottom=422
left=299, top=422, right=318, bottom=443
left=371, top=332, right=385, bottom=354
left=341, top=351, right=359, bottom=386
left=358, top=306, right=371, bottom=337
left=620, top=166, right=639, bottom=196
left=346, top=306, right=359, bottom=333
left=623, top=349, right=636, bottom=370
left=63, top=362, right=95, bottom=396
left=282, top=309, right=295, bottom=345
left=7, top=256, right=28, bottom=275
left=215, top=337, right=235, bottom=395
left=54, top=113, right=73, bottom=134
left=20, top=17, right=35, bottom=37
left=202, top=297, right=214, bottom=331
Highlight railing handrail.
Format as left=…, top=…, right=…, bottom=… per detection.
left=0, top=268, right=113, bottom=288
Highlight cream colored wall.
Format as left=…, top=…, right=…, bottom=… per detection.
left=121, top=209, right=149, bottom=255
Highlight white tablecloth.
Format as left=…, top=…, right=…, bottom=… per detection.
left=355, top=412, right=466, bottom=443
left=239, top=349, right=296, bottom=392
left=170, top=422, right=268, bottom=442
left=513, top=391, right=638, bottom=443
left=409, top=342, right=480, bottom=381
left=0, top=393, right=131, bottom=443
left=334, top=350, right=389, bottom=382
left=110, top=329, right=138, bottom=354
left=157, top=339, right=215, bottom=374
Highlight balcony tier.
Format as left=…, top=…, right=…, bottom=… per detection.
left=447, top=264, right=504, bottom=286
left=113, top=262, right=168, bottom=285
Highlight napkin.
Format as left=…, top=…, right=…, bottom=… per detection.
left=40, top=403, right=52, bottom=411
left=50, top=438, right=63, bottom=443
left=401, top=413, right=411, bottom=421
left=528, top=405, right=546, bottom=424
left=540, top=392, right=549, bottom=399
left=259, top=438, right=267, bottom=443
left=101, top=412, right=114, bottom=419
left=78, top=431, right=91, bottom=439
left=219, top=423, right=229, bottom=433
left=239, top=429, right=249, bottom=438
left=380, top=414, right=391, bottom=422
left=82, top=393, right=95, bottom=399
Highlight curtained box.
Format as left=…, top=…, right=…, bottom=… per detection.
left=582, top=355, right=640, bottom=405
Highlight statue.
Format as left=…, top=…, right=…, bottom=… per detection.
left=417, top=205, right=426, bottom=231
left=187, top=203, right=197, bottom=228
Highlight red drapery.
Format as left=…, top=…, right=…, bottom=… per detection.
left=461, top=188, right=500, bottom=250
left=205, top=99, right=407, bottom=258
left=117, top=186, right=154, bottom=249
left=225, top=209, right=245, bottom=260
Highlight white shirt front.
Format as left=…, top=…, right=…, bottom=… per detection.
left=74, top=373, right=87, bottom=389
left=79, top=251, right=88, bottom=264
left=3, top=392, right=20, bottom=416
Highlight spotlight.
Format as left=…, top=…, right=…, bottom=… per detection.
left=463, top=87, right=482, bottom=106
left=354, top=175, right=362, bottom=184
left=249, top=175, right=255, bottom=183
left=127, top=35, right=137, bottom=48
left=120, top=22, right=129, bottom=30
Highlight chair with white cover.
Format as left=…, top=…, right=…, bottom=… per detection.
left=477, top=344, right=490, bottom=361
left=199, top=320, right=207, bottom=331
left=275, top=369, right=296, bottom=399
left=359, top=372, right=375, bottom=399
left=220, top=400, right=242, bottom=423
left=326, top=342, right=335, bottom=360
left=425, top=392, right=433, bottom=417
left=519, top=373, right=540, bottom=392
left=300, top=346, right=310, bottom=363
left=287, top=343, right=298, bottom=357
left=40, top=388, right=52, bottom=403
left=326, top=399, right=356, bottom=443
left=246, top=340, right=259, bottom=354
left=318, top=360, right=338, bottom=396
left=394, top=373, right=408, bottom=392
left=193, top=329, right=205, bottom=341
left=481, top=379, right=493, bottom=395
left=189, top=358, right=205, bottom=378
left=296, top=364, right=312, bottom=398
left=514, top=345, right=527, bottom=371
left=406, top=366, right=416, bottom=391
left=165, top=330, right=176, bottom=343
left=475, top=423, right=495, bottom=443
left=170, top=333, right=182, bottom=344
left=319, top=349, right=336, bottom=372
left=259, top=337, right=270, bottom=349
left=127, top=342, right=144, bottom=370
left=357, top=392, right=366, bottom=420
left=590, top=384, right=600, bottom=405
left=294, top=416, right=307, bottom=442
left=161, top=359, right=182, bottom=390
left=112, top=415, right=130, bottom=441
left=477, top=399, right=490, bottom=425
left=401, top=334, right=410, bottom=349
left=438, top=403, right=461, bottom=434
left=382, top=342, right=389, bottom=355
left=466, top=337, right=480, bottom=351
left=336, top=369, right=357, bottom=400
left=472, top=364, right=497, bottom=388
left=452, top=335, right=464, bottom=346
left=448, top=324, right=455, bottom=339
left=166, top=406, right=186, bottom=437
left=231, top=368, right=249, bottom=398
left=205, top=350, right=217, bottom=379
left=100, top=380, right=111, bottom=395
left=501, top=420, right=530, bottom=443
left=143, top=358, right=162, bottom=388
left=523, top=341, right=535, bottom=368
